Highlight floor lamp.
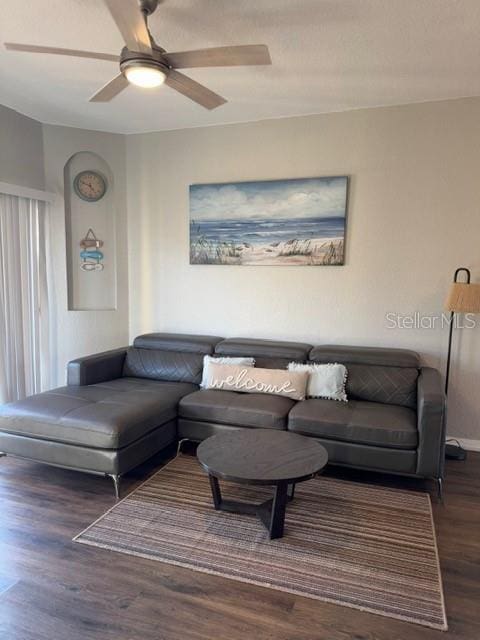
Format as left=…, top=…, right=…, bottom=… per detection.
left=444, top=267, right=480, bottom=459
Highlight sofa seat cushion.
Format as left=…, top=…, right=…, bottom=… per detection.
left=288, top=399, right=418, bottom=449
left=179, top=389, right=296, bottom=430
left=0, top=378, right=197, bottom=450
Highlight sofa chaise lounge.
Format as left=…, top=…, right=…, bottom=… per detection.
left=0, top=333, right=446, bottom=498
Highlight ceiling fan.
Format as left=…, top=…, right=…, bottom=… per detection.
left=4, top=0, right=271, bottom=109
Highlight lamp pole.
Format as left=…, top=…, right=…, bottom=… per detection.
left=445, top=267, right=471, bottom=395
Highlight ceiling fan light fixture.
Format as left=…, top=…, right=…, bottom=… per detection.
left=123, top=62, right=166, bottom=88
left=5, top=0, right=271, bottom=108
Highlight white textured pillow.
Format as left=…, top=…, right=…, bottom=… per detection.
left=288, top=362, right=348, bottom=402
left=205, top=363, right=308, bottom=400
left=200, top=355, right=255, bottom=388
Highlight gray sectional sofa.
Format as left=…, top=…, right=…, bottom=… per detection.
left=0, top=333, right=446, bottom=498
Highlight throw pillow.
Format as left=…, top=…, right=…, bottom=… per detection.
left=205, top=363, right=308, bottom=401
left=200, top=355, right=255, bottom=388
left=288, top=362, right=348, bottom=402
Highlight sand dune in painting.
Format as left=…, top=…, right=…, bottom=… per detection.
left=190, top=234, right=344, bottom=266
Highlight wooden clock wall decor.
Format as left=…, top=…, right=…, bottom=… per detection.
left=73, top=170, right=107, bottom=202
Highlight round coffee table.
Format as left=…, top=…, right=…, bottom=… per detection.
left=197, top=429, right=328, bottom=539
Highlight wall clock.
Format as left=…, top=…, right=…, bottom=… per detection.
left=73, top=170, right=108, bottom=202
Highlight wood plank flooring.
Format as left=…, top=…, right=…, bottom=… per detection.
left=0, top=446, right=479, bottom=640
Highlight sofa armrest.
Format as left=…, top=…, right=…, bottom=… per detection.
left=67, top=348, right=128, bottom=386
left=416, top=367, right=446, bottom=479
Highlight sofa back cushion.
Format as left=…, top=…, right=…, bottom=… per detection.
left=344, top=364, right=418, bottom=408
left=309, top=345, right=420, bottom=409
left=123, top=348, right=204, bottom=384
left=215, top=337, right=312, bottom=370
left=124, top=333, right=223, bottom=384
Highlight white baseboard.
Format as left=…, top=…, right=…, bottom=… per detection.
left=447, top=437, right=480, bottom=452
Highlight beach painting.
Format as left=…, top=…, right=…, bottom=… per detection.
left=189, top=176, right=348, bottom=266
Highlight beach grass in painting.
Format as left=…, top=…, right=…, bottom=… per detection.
left=189, top=176, right=348, bottom=266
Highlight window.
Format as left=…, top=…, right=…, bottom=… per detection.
left=0, top=193, right=51, bottom=403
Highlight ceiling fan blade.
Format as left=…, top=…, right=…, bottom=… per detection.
left=162, top=45, right=271, bottom=69
left=4, top=42, right=118, bottom=62
left=89, top=74, right=129, bottom=102
left=104, top=0, right=151, bottom=54
left=165, top=69, right=226, bottom=110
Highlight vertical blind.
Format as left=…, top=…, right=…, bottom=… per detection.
left=0, top=193, right=51, bottom=403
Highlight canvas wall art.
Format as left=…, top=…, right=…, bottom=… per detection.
left=189, top=176, right=348, bottom=266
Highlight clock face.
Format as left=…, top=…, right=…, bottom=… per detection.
left=74, top=170, right=107, bottom=202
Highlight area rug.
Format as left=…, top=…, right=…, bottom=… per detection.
left=74, top=455, right=447, bottom=630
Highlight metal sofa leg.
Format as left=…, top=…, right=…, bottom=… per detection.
left=434, top=477, right=444, bottom=503
left=106, top=473, right=121, bottom=500
left=177, top=438, right=189, bottom=455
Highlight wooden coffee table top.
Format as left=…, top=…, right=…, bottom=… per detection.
left=197, top=429, right=328, bottom=486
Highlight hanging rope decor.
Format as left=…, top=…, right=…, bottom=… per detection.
left=80, top=228, right=104, bottom=271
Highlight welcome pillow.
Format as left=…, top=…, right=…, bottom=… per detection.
left=200, top=355, right=255, bottom=388
left=205, top=363, right=308, bottom=401
left=288, top=362, right=348, bottom=402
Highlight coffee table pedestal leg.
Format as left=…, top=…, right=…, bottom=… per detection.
left=268, top=482, right=288, bottom=539
left=288, top=483, right=295, bottom=500
left=209, top=474, right=222, bottom=510
left=207, top=475, right=289, bottom=540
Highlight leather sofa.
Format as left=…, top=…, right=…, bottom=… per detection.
left=0, top=334, right=221, bottom=497
left=0, top=333, right=446, bottom=498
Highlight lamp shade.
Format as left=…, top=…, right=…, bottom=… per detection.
left=445, top=282, right=480, bottom=313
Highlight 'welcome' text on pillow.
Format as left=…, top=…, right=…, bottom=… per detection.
left=205, top=363, right=308, bottom=401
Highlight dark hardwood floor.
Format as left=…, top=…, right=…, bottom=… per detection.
left=0, top=447, right=479, bottom=640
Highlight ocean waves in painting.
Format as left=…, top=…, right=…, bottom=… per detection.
left=190, top=216, right=345, bottom=266
left=191, top=216, right=343, bottom=246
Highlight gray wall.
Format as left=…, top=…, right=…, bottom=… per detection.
left=0, top=104, right=45, bottom=189
left=126, top=97, right=480, bottom=443
left=0, top=105, right=129, bottom=388
left=42, top=124, right=129, bottom=386
left=2, top=97, right=479, bottom=444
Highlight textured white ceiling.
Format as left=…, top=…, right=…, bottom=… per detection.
left=1, top=0, right=479, bottom=134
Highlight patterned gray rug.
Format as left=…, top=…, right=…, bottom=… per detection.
left=74, top=454, right=447, bottom=630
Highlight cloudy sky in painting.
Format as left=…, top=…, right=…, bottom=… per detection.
left=190, top=177, right=347, bottom=221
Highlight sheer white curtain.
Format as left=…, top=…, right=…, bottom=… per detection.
left=0, top=193, right=51, bottom=403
